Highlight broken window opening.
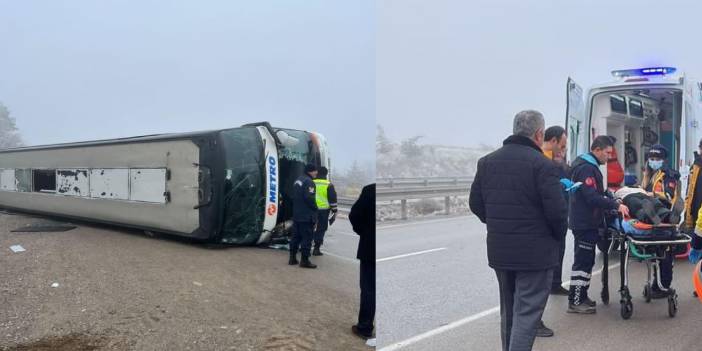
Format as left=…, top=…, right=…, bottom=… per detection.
left=32, top=169, right=56, bottom=193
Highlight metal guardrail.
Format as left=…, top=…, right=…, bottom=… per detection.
left=377, top=176, right=473, bottom=188
left=337, top=196, right=357, bottom=214
left=376, top=178, right=472, bottom=220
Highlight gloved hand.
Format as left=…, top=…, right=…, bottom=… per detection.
left=559, top=178, right=574, bottom=189
left=560, top=179, right=581, bottom=193
left=689, top=249, right=702, bottom=264
left=329, top=211, right=337, bottom=226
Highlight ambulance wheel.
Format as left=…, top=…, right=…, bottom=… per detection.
left=643, top=284, right=652, bottom=303
left=621, top=300, right=633, bottom=320
left=668, top=294, right=678, bottom=318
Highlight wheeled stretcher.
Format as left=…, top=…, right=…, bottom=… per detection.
left=599, top=217, right=691, bottom=319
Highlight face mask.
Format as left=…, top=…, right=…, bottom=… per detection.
left=649, top=160, right=664, bottom=170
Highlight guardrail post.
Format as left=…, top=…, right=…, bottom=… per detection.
left=445, top=196, right=451, bottom=215
left=401, top=199, right=407, bottom=220
left=389, top=179, right=394, bottom=188
left=423, top=179, right=428, bottom=186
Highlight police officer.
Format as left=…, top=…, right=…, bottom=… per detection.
left=642, top=144, right=682, bottom=298
left=289, top=164, right=319, bottom=269
left=568, top=136, right=630, bottom=314
left=312, top=167, right=338, bottom=256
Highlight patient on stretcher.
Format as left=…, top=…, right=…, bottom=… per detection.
left=614, top=187, right=679, bottom=225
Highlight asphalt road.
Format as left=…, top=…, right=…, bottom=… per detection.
left=377, top=215, right=702, bottom=351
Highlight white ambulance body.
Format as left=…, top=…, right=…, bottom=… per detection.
left=566, top=67, right=702, bottom=192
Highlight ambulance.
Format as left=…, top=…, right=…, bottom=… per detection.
left=566, top=67, right=702, bottom=194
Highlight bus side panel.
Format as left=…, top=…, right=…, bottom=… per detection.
left=0, top=139, right=201, bottom=236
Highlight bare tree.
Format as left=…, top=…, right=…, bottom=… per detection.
left=0, top=102, right=23, bottom=149
left=376, top=124, right=394, bottom=154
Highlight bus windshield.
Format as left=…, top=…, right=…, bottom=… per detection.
left=274, top=129, right=323, bottom=224
left=219, top=128, right=266, bottom=244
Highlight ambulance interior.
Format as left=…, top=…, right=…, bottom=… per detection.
left=596, top=88, right=683, bottom=191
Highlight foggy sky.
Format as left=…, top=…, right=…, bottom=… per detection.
left=378, top=0, right=702, bottom=148
left=0, top=1, right=374, bottom=171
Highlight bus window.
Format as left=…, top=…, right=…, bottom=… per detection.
left=220, top=128, right=265, bottom=244
left=15, top=169, right=31, bottom=192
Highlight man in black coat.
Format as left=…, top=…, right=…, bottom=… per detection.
left=289, top=164, right=319, bottom=268
left=350, top=183, right=375, bottom=340
left=469, top=110, right=568, bottom=351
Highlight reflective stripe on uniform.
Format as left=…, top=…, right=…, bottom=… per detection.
left=569, top=280, right=591, bottom=287
left=571, top=271, right=592, bottom=279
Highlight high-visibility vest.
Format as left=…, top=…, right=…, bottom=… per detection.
left=313, top=179, right=330, bottom=210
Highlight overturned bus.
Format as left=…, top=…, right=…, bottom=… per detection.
left=566, top=67, right=702, bottom=193
left=0, top=122, right=329, bottom=245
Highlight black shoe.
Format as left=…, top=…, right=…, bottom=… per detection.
left=535, top=320, right=554, bottom=337
left=351, top=325, right=372, bottom=340
left=582, top=297, right=597, bottom=307
left=288, top=253, right=298, bottom=265
left=312, top=245, right=323, bottom=256
left=567, top=303, right=596, bottom=314
left=299, top=256, right=317, bottom=269
left=650, top=287, right=671, bottom=299
left=550, top=285, right=569, bottom=295
left=694, top=291, right=698, bottom=298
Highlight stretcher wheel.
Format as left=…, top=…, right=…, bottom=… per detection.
left=643, top=284, right=652, bottom=303
left=621, top=300, right=634, bottom=320
left=668, top=292, right=678, bottom=318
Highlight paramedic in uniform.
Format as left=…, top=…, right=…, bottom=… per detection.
left=312, top=167, right=338, bottom=256
left=289, top=164, right=319, bottom=269
left=568, top=136, right=629, bottom=314
left=641, top=144, right=682, bottom=298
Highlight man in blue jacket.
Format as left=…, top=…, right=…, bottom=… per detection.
left=470, top=110, right=568, bottom=351
left=567, top=136, right=630, bottom=313
left=289, top=164, right=319, bottom=269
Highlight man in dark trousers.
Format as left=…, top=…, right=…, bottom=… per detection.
left=469, top=110, right=568, bottom=351
left=530, top=125, right=570, bottom=338
left=567, top=136, right=629, bottom=313
left=312, top=167, right=338, bottom=256
left=542, top=125, right=570, bottom=297
left=350, top=183, right=375, bottom=340
left=289, top=164, right=319, bottom=269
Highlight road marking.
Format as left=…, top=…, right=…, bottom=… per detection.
left=378, top=260, right=621, bottom=351
left=331, top=230, right=359, bottom=238
left=322, top=251, right=359, bottom=264
left=377, top=248, right=447, bottom=263
left=378, top=216, right=471, bottom=231
left=378, top=306, right=500, bottom=351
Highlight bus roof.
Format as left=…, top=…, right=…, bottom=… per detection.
left=0, top=123, right=311, bottom=154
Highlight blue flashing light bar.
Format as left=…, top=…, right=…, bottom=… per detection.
left=611, top=67, right=677, bottom=78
